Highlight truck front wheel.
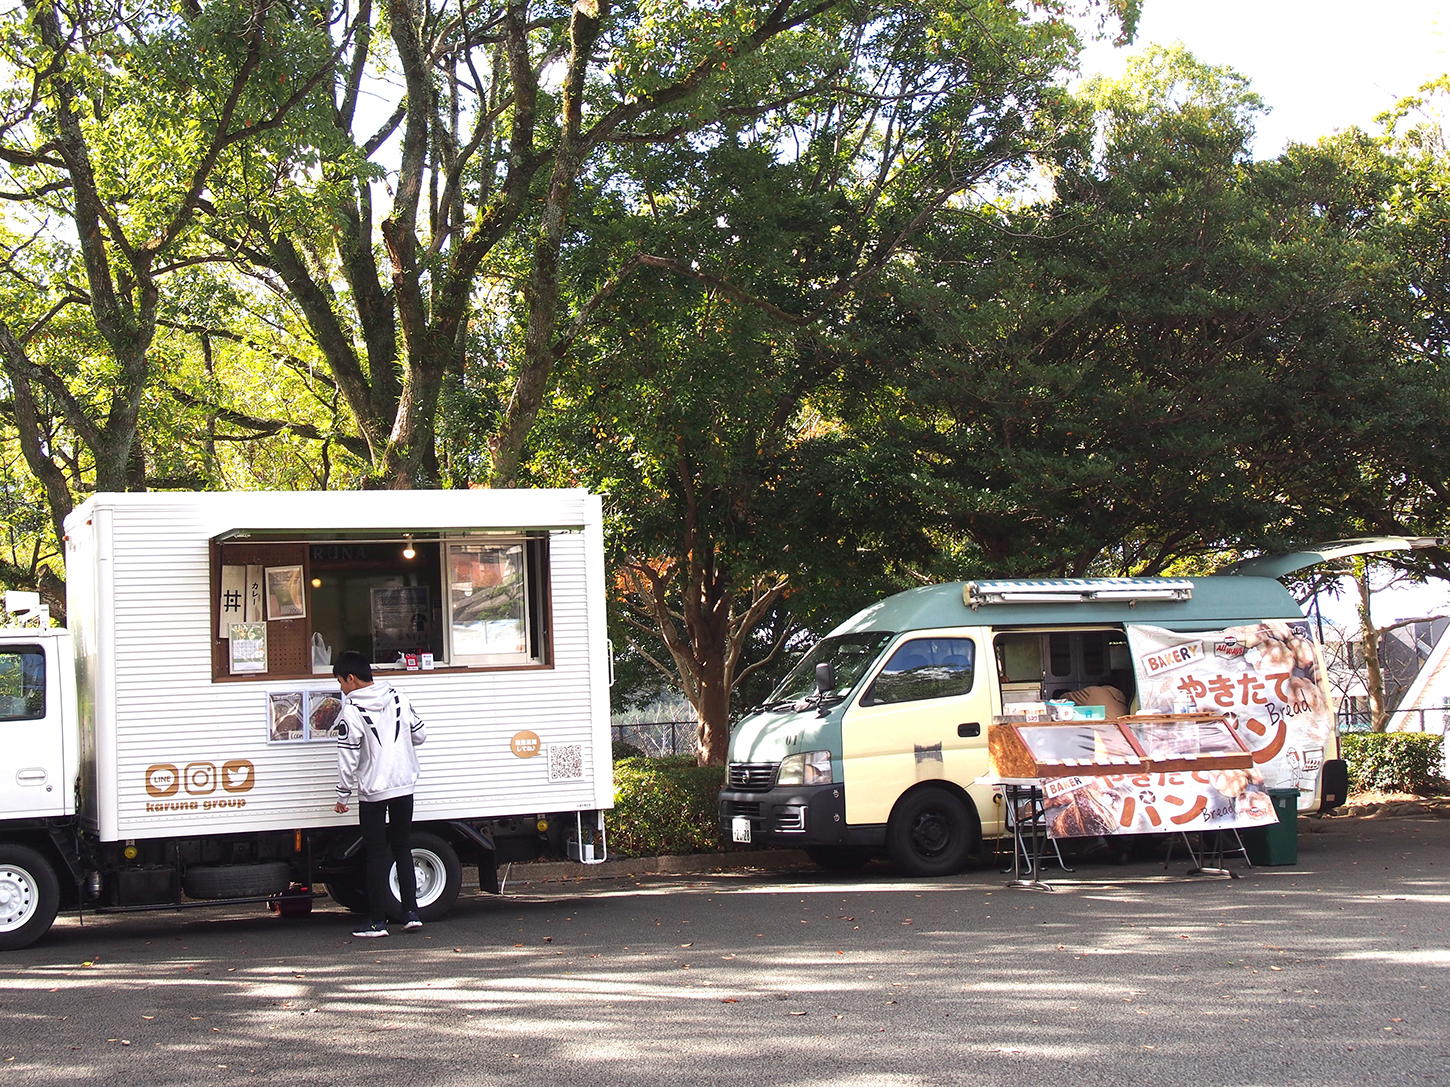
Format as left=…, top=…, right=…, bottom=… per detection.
left=0, top=845, right=61, bottom=951
left=886, top=787, right=978, bottom=877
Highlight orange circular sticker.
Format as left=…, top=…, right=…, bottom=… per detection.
left=510, top=730, right=541, bottom=758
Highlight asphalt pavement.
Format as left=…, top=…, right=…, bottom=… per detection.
left=2, top=814, right=1448, bottom=1087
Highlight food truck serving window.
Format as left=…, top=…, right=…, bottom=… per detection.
left=210, top=534, right=550, bottom=681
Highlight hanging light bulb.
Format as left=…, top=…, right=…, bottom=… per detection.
left=402, top=533, right=416, bottom=560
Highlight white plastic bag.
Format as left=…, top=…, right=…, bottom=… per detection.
left=311, top=632, right=332, bottom=670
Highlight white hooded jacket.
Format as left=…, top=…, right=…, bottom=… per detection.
left=335, top=681, right=426, bottom=804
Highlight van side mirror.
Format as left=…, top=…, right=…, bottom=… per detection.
left=815, top=661, right=835, bottom=694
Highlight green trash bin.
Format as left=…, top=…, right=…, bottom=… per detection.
left=1244, top=787, right=1300, bottom=866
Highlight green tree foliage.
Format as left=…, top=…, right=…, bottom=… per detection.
left=212, top=0, right=1136, bottom=490
left=0, top=0, right=342, bottom=581
left=1341, top=732, right=1446, bottom=794
left=884, top=46, right=1450, bottom=580
left=526, top=1, right=1128, bottom=762
left=607, top=755, right=727, bottom=856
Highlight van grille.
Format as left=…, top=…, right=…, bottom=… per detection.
left=727, top=763, right=777, bottom=790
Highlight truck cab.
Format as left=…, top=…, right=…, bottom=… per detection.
left=0, top=629, right=77, bottom=824
left=0, top=618, right=79, bottom=948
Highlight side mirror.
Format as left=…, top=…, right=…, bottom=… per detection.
left=815, top=661, right=836, bottom=695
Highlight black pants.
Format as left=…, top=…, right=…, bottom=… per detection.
left=359, top=794, right=417, bottom=925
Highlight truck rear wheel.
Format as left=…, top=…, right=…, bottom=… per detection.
left=390, top=833, right=462, bottom=922
left=325, top=877, right=369, bottom=913
left=0, top=845, right=61, bottom=951
left=886, top=787, right=978, bottom=877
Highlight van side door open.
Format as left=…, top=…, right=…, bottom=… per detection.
left=994, top=629, right=1136, bottom=711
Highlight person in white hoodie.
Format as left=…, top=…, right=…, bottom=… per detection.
left=331, top=650, right=427, bottom=938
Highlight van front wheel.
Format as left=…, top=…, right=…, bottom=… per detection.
left=886, top=788, right=977, bottom=877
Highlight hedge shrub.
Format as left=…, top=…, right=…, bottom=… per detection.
left=1341, top=732, right=1446, bottom=794
left=606, top=755, right=728, bottom=857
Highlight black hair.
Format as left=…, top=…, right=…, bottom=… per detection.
left=332, top=650, right=373, bottom=684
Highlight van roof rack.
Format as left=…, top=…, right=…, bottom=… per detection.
left=964, top=579, right=1193, bottom=609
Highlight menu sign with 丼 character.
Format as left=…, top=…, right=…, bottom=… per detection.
left=218, top=565, right=265, bottom=635
left=219, top=565, right=246, bottom=637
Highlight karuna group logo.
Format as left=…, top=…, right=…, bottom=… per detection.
left=145, top=760, right=255, bottom=798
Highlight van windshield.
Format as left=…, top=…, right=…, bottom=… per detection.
left=764, top=632, right=894, bottom=708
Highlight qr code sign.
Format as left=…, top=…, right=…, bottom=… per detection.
left=547, top=743, right=585, bottom=782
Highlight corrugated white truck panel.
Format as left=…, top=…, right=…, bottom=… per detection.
left=64, top=490, right=611, bottom=842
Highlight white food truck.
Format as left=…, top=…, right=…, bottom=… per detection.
left=0, top=489, right=613, bottom=950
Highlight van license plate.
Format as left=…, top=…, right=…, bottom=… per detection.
left=731, top=816, right=752, bottom=843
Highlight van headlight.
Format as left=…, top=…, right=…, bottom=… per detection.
left=776, top=750, right=832, bottom=786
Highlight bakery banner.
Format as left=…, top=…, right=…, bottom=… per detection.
left=1127, top=622, right=1334, bottom=799
left=1041, top=769, right=1277, bottom=839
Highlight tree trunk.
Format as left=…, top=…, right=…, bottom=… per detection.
left=1356, top=566, right=1390, bottom=733
left=692, top=656, right=734, bottom=766
left=623, top=547, right=792, bottom=766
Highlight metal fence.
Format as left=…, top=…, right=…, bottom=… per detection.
left=1336, top=706, right=1450, bottom=735
left=611, top=720, right=696, bottom=758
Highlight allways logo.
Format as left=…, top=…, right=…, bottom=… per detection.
left=1214, top=637, right=1247, bottom=661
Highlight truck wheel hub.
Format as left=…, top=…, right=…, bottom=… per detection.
left=0, top=867, right=36, bottom=928
left=390, top=848, right=447, bottom=908
left=910, top=813, right=950, bottom=856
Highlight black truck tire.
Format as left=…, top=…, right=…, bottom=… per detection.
left=0, top=845, right=61, bottom=951
left=325, top=877, right=369, bottom=913
left=392, top=833, right=462, bottom=922
left=886, top=786, right=978, bottom=877
left=328, top=833, right=463, bottom=922
left=183, top=861, right=292, bottom=900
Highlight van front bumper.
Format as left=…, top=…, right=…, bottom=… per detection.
left=718, top=782, right=851, bottom=846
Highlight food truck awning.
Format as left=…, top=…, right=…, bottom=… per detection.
left=202, top=490, right=596, bottom=538
left=68, top=488, right=597, bottom=540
